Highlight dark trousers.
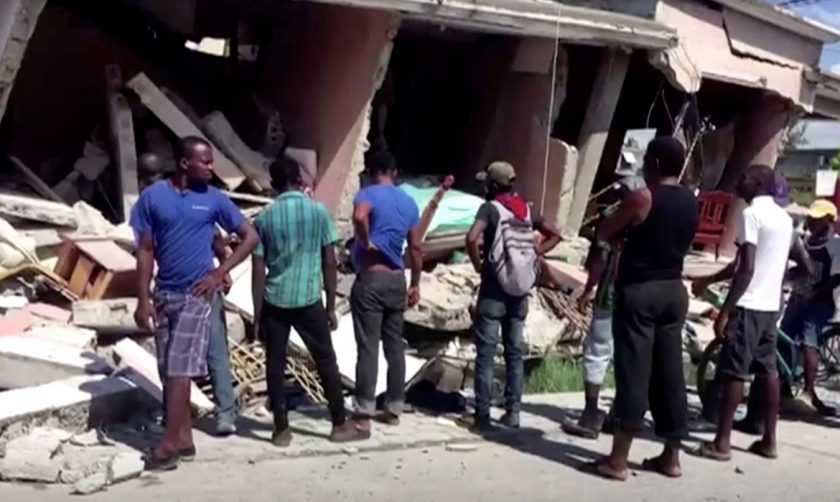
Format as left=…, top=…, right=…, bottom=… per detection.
left=260, top=301, right=346, bottom=430
left=613, top=279, right=688, bottom=438
left=351, top=271, right=407, bottom=416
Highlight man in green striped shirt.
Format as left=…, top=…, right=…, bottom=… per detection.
left=252, top=156, right=365, bottom=446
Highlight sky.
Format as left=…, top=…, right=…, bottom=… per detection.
left=768, top=1, right=840, bottom=149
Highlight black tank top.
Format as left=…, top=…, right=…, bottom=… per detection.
left=617, top=184, right=699, bottom=287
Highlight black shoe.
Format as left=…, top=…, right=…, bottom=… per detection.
left=143, top=451, right=179, bottom=472
left=178, top=446, right=196, bottom=462
left=562, top=409, right=605, bottom=440
left=469, top=413, right=493, bottom=434
left=271, top=427, right=293, bottom=448
left=499, top=411, right=520, bottom=429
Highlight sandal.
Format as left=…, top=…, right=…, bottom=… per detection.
left=695, top=442, right=732, bottom=462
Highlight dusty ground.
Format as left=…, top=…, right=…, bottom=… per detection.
left=3, top=392, right=840, bottom=501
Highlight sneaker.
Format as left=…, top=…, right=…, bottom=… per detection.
left=330, top=422, right=368, bottom=443
left=215, top=418, right=237, bottom=437
left=271, top=428, right=293, bottom=448
left=783, top=394, right=819, bottom=416
left=499, top=411, right=520, bottom=429
left=561, top=409, right=604, bottom=439
left=468, top=413, right=493, bottom=434
left=375, top=411, right=400, bottom=426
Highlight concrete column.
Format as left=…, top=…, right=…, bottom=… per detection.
left=717, top=93, right=793, bottom=256
left=0, top=0, right=47, bottom=125
left=566, top=48, right=630, bottom=234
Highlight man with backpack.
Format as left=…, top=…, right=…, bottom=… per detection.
left=466, top=161, right=562, bottom=430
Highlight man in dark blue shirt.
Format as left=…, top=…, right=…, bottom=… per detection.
left=131, top=136, right=258, bottom=471
left=350, top=150, right=422, bottom=432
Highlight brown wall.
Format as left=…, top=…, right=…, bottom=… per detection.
left=259, top=3, right=394, bottom=212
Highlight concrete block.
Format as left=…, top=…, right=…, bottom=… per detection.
left=0, top=308, right=32, bottom=335
left=0, top=427, right=67, bottom=482
left=0, top=373, right=139, bottom=429
left=0, top=335, right=110, bottom=388
left=107, top=451, right=143, bottom=484
left=126, top=73, right=245, bottom=190
left=0, top=192, right=78, bottom=227
left=113, top=338, right=214, bottom=412
left=72, top=298, right=142, bottom=333
left=27, top=302, right=72, bottom=323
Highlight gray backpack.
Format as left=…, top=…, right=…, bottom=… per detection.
left=488, top=201, right=538, bottom=296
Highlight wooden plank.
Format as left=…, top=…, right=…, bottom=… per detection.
left=73, top=239, right=136, bottom=272
left=53, top=240, right=79, bottom=280
left=126, top=72, right=246, bottom=190
left=105, top=65, right=139, bottom=223
left=88, top=270, right=113, bottom=300
left=68, top=255, right=95, bottom=296
left=8, top=156, right=65, bottom=203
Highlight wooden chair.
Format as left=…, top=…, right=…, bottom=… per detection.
left=693, top=191, right=732, bottom=260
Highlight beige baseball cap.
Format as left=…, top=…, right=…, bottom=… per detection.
left=476, top=161, right=516, bottom=187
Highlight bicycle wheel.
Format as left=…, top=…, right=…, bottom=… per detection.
left=696, top=338, right=723, bottom=409
left=818, top=328, right=840, bottom=381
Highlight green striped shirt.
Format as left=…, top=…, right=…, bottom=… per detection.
left=254, top=191, right=338, bottom=309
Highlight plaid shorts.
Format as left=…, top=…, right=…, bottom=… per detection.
left=153, top=289, right=213, bottom=378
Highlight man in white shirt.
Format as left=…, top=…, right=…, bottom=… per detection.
left=691, top=165, right=808, bottom=462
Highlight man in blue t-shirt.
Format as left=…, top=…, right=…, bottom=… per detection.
left=131, top=136, right=258, bottom=471
left=350, top=150, right=422, bottom=432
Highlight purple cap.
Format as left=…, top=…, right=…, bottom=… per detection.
left=773, top=173, right=789, bottom=207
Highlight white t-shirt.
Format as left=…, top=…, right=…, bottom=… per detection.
left=736, top=196, right=793, bottom=312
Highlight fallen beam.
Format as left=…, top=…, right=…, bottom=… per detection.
left=0, top=335, right=111, bottom=389
left=105, top=65, right=139, bottom=222
left=9, top=156, right=65, bottom=203
left=126, top=73, right=246, bottom=190
left=112, top=338, right=214, bottom=412
left=0, top=373, right=140, bottom=430
left=0, top=192, right=78, bottom=227
left=72, top=298, right=142, bottom=333
left=203, top=111, right=272, bottom=190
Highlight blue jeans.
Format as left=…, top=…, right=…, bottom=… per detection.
left=472, top=285, right=528, bottom=416
left=208, top=292, right=237, bottom=423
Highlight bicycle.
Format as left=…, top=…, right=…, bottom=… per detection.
left=695, top=293, right=840, bottom=412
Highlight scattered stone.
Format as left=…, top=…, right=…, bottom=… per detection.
left=107, top=452, right=144, bottom=484
left=71, top=470, right=107, bottom=495
left=341, top=446, right=359, bottom=456
left=735, top=466, right=745, bottom=475
left=445, top=443, right=479, bottom=453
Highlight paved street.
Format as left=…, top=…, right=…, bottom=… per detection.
left=3, top=392, right=840, bottom=501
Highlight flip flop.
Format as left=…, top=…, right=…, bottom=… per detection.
left=696, top=442, right=732, bottom=462
left=581, top=460, right=628, bottom=482
left=641, top=457, right=682, bottom=478
left=747, top=440, right=778, bottom=460
left=561, top=417, right=599, bottom=440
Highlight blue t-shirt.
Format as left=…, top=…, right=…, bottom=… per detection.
left=130, top=180, right=245, bottom=292
left=351, top=184, right=419, bottom=270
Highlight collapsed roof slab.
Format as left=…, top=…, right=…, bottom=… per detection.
left=303, top=0, right=678, bottom=49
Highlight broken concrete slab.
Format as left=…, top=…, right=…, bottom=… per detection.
left=72, top=298, right=142, bottom=333
left=0, top=192, right=78, bottom=227
left=112, top=338, right=214, bottom=412
left=126, top=72, right=246, bottom=190
left=25, top=325, right=96, bottom=350
left=0, top=334, right=111, bottom=388
left=0, top=426, right=67, bottom=482
left=0, top=373, right=140, bottom=430
left=28, top=301, right=72, bottom=323
left=202, top=111, right=272, bottom=190
left=0, top=307, right=33, bottom=335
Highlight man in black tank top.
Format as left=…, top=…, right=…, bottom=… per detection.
left=591, top=137, right=698, bottom=481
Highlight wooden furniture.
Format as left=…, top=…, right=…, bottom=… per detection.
left=693, top=191, right=732, bottom=259
left=54, top=239, right=137, bottom=300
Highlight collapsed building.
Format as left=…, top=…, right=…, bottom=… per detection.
left=0, top=0, right=837, bottom=492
